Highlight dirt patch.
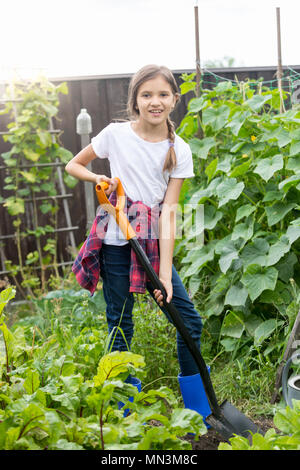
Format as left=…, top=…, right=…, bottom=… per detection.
left=149, top=416, right=275, bottom=450
left=189, top=416, right=275, bottom=450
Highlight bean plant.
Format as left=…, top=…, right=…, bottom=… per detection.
left=175, top=74, right=300, bottom=363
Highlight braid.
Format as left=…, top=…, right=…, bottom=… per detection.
left=163, top=117, right=177, bottom=172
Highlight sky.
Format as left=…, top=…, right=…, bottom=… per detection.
left=0, top=0, right=299, bottom=81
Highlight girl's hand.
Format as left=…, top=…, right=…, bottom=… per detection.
left=154, top=278, right=173, bottom=307
left=95, top=175, right=118, bottom=196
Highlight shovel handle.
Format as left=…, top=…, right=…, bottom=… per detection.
left=95, top=178, right=221, bottom=416
left=95, top=178, right=136, bottom=240
left=95, top=177, right=125, bottom=210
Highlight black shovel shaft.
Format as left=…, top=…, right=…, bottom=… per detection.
left=129, top=237, right=221, bottom=416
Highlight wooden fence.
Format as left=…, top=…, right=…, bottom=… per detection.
left=0, top=65, right=299, bottom=296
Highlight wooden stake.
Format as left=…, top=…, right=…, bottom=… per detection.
left=194, top=3, right=201, bottom=97
left=276, top=7, right=284, bottom=113
left=194, top=2, right=203, bottom=139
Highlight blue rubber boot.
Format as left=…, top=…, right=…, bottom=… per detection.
left=118, top=376, right=141, bottom=417
left=178, top=370, right=211, bottom=428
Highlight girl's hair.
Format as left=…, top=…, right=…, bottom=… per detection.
left=127, top=64, right=180, bottom=172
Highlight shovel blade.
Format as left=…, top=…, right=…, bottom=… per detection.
left=206, top=400, right=262, bottom=441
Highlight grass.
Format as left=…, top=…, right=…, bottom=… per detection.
left=131, top=294, right=179, bottom=389
left=210, top=357, right=276, bottom=417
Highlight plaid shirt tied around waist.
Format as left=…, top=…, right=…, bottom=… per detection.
left=72, top=191, right=162, bottom=295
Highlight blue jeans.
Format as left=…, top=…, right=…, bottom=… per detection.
left=99, top=243, right=203, bottom=376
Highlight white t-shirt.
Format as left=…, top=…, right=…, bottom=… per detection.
left=91, top=121, right=194, bottom=245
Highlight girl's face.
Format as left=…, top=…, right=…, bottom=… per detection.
left=135, top=75, right=178, bottom=127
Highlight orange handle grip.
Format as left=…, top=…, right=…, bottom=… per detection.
left=95, top=178, right=136, bottom=240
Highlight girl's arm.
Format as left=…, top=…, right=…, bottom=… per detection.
left=65, top=144, right=117, bottom=195
left=154, top=177, right=184, bottom=306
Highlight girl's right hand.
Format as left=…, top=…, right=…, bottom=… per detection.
left=95, top=175, right=118, bottom=196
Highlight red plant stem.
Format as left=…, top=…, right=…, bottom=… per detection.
left=99, top=402, right=105, bottom=450
left=18, top=415, right=44, bottom=440
left=2, top=333, right=11, bottom=384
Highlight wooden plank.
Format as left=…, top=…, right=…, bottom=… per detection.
left=80, top=79, right=103, bottom=133
left=105, top=76, right=128, bottom=123
left=79, top=78, right=111, bottom=190
left=90, top=77, right=112, bottom=179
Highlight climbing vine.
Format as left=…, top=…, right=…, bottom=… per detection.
left=0, top=77, right=76, bottom=298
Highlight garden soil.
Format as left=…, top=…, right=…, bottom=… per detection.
left=149, top=416, right=274, bottom=450
left=188, top=416, right=275, bottom=450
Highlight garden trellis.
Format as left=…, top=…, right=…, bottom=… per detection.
left=0, top=78, right=77, bottom=299
left=201, top=66, right=300, bottom=109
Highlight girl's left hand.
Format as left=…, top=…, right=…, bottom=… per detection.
left=154, top=278, right=173, bottom=307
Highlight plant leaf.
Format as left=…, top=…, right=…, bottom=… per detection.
left=182, top=243, right=215, bottom=278
left=289, top=140, right=300, bottom=156
left=23, top=370, right=40, bottom=395
left=202, top=105, right=230, bottom=131
left=216, top=178, right=244, bottom=207
left=188, top=95, right=207, bottom=112
left=218, top=240, right=240, bottom=274
left=94, top=351, right=145, bottom=387
left=23, top=149, right=40, bottom=162
left=253, top=154, right=283, bottom=182
left=265, top=202, right=296, bottom=226
left=221, top=311, right=245, bottom=338
left=240, top=238, right=269, bottom=268
left=189, top=137, right=216, bottom=160
left=266, top=235, right=291, bottom=266
left=278, top=174, right=300, bottom=192
left=235, top=204, right=256, bottom=222
left=241, top=264, right=278, bottom=301
left=226, top=110, right=250, bottom=136
left=0, top=287, right=16, bottom=319
left=254, top=319, right=279, bottom=345
left=230, top=158, right=252, bottom=178
left=231, top=215, right=254, bottom=242
left=19, top=170, right=36, bottom=184
left=4, top=197, right=25, bottom=215
left=205, top=157, right=218, bottom=182
left=244, top=94, right=272, bottom=111
left=224, top=284, right=248, bottom=307
left=204, top=205, right=223, bottom=230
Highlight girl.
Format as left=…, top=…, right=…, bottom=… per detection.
left=66, top=64, right=210, bottom=422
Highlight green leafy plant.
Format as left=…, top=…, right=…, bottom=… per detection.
left=0, top=286, right=17, bottom=383
left=175, top=76, right=300, bottom=362
left=0, top=287, right=207, bottom=450
left=0, top=77, right=76, bottom=298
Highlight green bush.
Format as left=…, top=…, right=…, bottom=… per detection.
left=175, top=76, right=300, bottom=363
left=0, top=287, right=206, bottom=450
